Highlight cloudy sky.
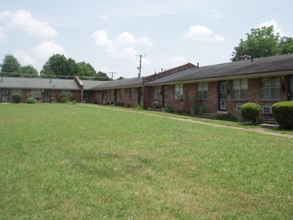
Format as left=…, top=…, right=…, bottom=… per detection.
left=1, top=0, right=292, bottom=79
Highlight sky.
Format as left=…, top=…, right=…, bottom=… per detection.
left=1, top=0, right=292, bottom=79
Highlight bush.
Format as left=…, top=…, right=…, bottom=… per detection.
left=272, top=101, right=293, bottom=130
left=241, top=102, right=261, bottom=124
left=12, top=94, right=21, bottom=103
left=26, top=97, right=36, bottom=104
left=133, top=103, right=144, bottom=110
left=60, top=94, right=73, bottom=103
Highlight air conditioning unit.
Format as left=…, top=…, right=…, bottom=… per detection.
left=262, top=106, right=273, bottom=114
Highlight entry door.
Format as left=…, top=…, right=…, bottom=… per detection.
left=44, top=90, right=51, bottom=103
left=138, top=87, right=142, bottom=104
left=163, top=86, right=168, bottom=107
left=218, top=81, right=227, bottom=111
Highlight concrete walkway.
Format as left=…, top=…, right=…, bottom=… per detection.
left=86, top=105, right=293, bottom=139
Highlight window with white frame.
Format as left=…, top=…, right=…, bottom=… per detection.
left=174, top=84, right=183, bottom=100
left=129, top=88, right=135, bottom=99
left=153, top=86, right=160, bottom=100
left=197, top=82, right=208, bottom=100
left=260, top=77, right=280, bottom=100
left=232, top=79, right=248, bottom=100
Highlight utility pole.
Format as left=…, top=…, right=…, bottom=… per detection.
left=136, top=54, right=145, bottom=78
left=108, top=72, right=116, bottom=80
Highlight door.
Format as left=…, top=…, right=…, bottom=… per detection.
left=43, top=90, right=51, bottom=103
left=83, top=91, right=89, bottom=103
left=163, top=86, right=168, bottom=107
left=289, top=75, right=293, bottom=101
left=138, top=87, right=142, bottom=104
left=218, top=81, right=227, bottom=111
left=1, top=89, right=9, bottom=102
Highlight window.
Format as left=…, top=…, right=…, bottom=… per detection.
left=197, top=82, right=208, bottom=100
left=153, top=87, right=160, bottom=100
left=120, top=89, right=124, bottom=99
left=111, top=89, right=114, bottom=99
left=1, top=89, right=9, bottom=102
left=232, top=79, right=248, bottom=100
left=129, top=88, right=135, bottom=99
left=260, top=77, right=280, bottom=100
left=174, top=84, right=183, bottom=100
left=32, top=90, right=42, bottom=100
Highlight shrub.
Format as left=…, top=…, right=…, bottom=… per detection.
left=12, top=94, right=21, bottom=103
left=272, top=101, right=293, bottom=130
left=195, top=104, right=206, bottom=116
left=241, top=102, right=261, bottom=124
left=133, top=103, right=144, bottom=110
left=164, top=105, right=173, bottom=113
left=60, top=94, right=73, bottom=103
left=26, top=97, right=36, bottom=104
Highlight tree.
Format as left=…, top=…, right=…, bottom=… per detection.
left=77, top=62, right=96, bottom=77
left=1, top=54, right=21, bottom=75
left=96, top=71, right=111, bottom=81
left=20, top=65, right=38, bottom=77
left=278, top=36, right=293, bottom=54
left=231, top=26, right=293, bottom=61
left=41, top=54, right=74, bottom=77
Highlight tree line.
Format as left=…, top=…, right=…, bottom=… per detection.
left=0, top=54, right=111, bottom=81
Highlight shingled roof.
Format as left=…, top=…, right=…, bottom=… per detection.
left=0, top=77, right=81, bottom=90
left=90, top=77, right=143, bottom=90
left=145, top=54, right=293, bottom=86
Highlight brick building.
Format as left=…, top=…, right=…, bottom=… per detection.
left=1, top=54, right=293, bottom=119
left=144, top=54, right=293, bottom=116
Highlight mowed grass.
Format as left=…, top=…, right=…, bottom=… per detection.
left=1, top=104, right=292, bottom=219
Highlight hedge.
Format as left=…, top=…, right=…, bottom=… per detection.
left=272, top=101, right=293, bottom=130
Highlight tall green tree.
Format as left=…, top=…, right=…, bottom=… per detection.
left=231, top=26, right=293, bottom=61
left=1, top=54, right=21, bottom=75
left=41, top=54, right=76, bottom=77
left=77, top=62, right=96, bottom=77
left=20, top=65, right=38, bottom=77
left=277, top=36, right=293, bottom=54
left=96, top=71, right=111, bottom=81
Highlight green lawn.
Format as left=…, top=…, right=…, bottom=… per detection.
left=1, top=104, right=293, bottom=219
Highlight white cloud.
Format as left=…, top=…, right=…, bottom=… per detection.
left=33, top=41, right=66, bottom=60
left=91, top=29, right=112, bottom=47
left=14, top=50, right=37, bottom=66
left=92, top=29, right=153, bottom=60
left=9, top=10, right=57, bottom=39
left=256, top=19, right=286, bottom=36
left=184, top=25, right=225, bottom=42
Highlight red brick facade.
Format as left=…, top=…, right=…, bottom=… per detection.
left=143, top=75, right=292, bottom=118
